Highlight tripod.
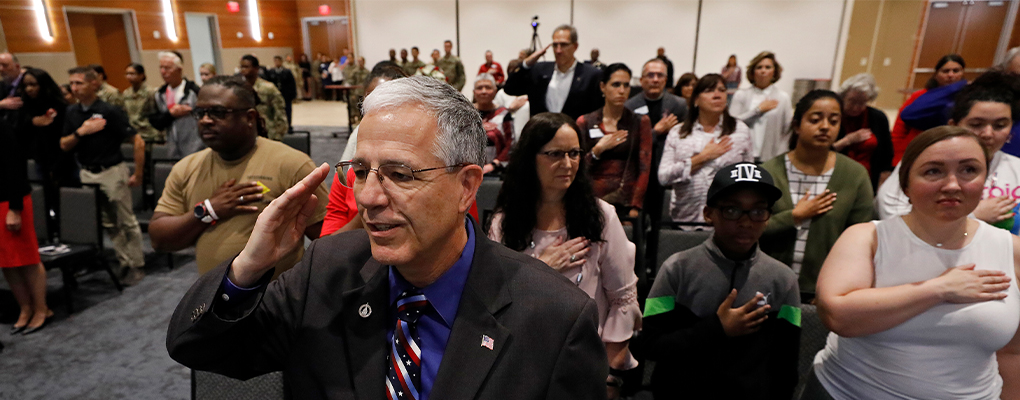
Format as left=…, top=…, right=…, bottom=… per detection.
left=529, top=23, right=542, bottom=54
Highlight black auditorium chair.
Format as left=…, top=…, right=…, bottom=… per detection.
left=41, top=185, right=123, bottom=313
left=475, top=178, right=502, bottom=233
left=152, top=161, right=177, bottom=269
left=653, top=227, right=711, bottom=280
left=192, top=370, right=284, bottom=400
left=282, top=131, right=311, bottom=155
left=794, top=304, right=830, bottom=399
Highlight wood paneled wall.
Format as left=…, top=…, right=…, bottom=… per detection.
left=0, top=0, right=310, bottom=53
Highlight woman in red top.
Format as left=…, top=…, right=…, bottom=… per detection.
left=833, top=73, right=892, bottom=191
left=890, top=54, right=965, bottom=165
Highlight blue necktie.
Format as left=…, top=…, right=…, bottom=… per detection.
left=386, top=290, right=428, bottom=400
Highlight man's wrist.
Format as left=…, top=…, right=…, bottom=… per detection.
left=229, top=253, right=269, bottom=288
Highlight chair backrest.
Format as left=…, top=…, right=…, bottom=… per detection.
left=192, top=370, right=284, bottom=400
left=121, top=143, right=134, bottom=161
left=655, top=228, right=710, bottom=276
left=797, top=304, right=830, bottom=385
left=282, top=132, right=310, bottom=155
left=31, top=184, right=48, bottom=243
left=476, top=178, right=502, bottom=230
left=26, top=159, right=42, bottom=182
left=60, top=186, right=101, bottom=245
left=151, top=144, right=178, bottom=161
left=154, top=162, right=175, bottom=203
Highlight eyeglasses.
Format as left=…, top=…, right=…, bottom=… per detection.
left=191, top=107, right=250, bottom=120
left=717, top=206, right=770, bottom=222
left=643, top=72, right=666, bottom=79
left=335, top=160, right=468, bottom=189
left=539, top=149, right=583, bottom=160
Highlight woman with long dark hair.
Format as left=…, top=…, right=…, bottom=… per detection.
left=890, top=54, right=966, bottom=165
left=16, top=68, right=78, bottom=235
left=659, top=74, right=753, bottom=225
left=675, top=72, right=698, bottom=104
left=576, top=63, right=652, bottom=219
left=489, top=112, right=641, bottom=379
left=759, top=90, right=873, bottom=301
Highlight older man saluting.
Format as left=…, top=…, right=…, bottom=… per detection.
left=167, top=76, right=607, bottom=400
left=503, top=25, right=603, bottom=119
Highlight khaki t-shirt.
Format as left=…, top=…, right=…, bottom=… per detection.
left=155, top=137, right=328, bottom=277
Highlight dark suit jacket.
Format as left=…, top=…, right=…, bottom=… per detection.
left=503, top=61, right=603, bottom=120
left=167, top=228, right=608, bottom=400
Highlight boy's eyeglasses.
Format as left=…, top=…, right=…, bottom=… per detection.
left=717, top=206, right=770, bottom=222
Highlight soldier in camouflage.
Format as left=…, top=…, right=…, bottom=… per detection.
left=346, top=56, right=370, bottom=122
left=240, top=55, right=288, bottom=140
left=122, top=63, right=162, bottom=143
left=90, top=64, right=124, bottom=110
left=403, top=47, right=426, bottom=77
left=438, top=40, right=466, bottom=91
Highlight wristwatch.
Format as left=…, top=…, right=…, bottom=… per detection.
left=193, top=199, right=219, bottom=225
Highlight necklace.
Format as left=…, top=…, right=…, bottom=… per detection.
left=935, top=231, right=968, bottom=248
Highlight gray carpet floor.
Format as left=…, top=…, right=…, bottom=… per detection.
left=0, top=126, right=348, bottom=399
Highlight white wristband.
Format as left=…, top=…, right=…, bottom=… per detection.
left=204, top=199, right=220, bottom=221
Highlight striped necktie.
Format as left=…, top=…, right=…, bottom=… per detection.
left=386, top=290, right=428, bottom=400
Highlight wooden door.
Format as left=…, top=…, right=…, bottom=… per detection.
left=68, top=13, right=133, bottom=91
left=910, top=0, right=1014, bottom=90
left=307, top=19, right=349, bottom=60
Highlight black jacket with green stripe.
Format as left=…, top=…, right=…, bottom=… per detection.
left=643, top=237, right=801, bottom=399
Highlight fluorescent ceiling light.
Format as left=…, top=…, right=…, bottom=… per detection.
left=162, top=0, right=178, bottom=41
left=32, top=0, right=53, bottom=42
left=248, top=0, right=262, bottom=41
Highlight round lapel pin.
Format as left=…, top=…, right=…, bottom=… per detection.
left=358, top=303, right=372, bottom=318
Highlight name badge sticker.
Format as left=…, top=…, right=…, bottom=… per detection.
left=633, top=106, right=649, bottom=115
left=589, top=128, right=605, bottom=139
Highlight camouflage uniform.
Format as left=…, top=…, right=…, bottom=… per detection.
left=99, top=82, right=124, bottom=110
left=437, top=54, right=466, bottom=91
left=253, top=78, right=289, bottom=141
left=122, top=85, right=162, bottom=142
left=403, top=59, right=426, bottom=77
left=345, top=65, right=370, bottom=121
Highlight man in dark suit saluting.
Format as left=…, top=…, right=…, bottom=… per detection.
left=504, top=25, right=603, bottom=119
left=167, top=76, right=608, bottom=400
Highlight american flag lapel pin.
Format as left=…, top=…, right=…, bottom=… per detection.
left=481, top=335, right=494, bottom=350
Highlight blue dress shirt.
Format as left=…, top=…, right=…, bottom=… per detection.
left=387, top=219, right=475, bottom=400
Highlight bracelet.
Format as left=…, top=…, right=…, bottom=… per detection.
left=591, top=150, right=600, bottom=161
left=204, top=199, right=220, bottom=221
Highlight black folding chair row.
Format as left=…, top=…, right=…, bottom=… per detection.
left=34, top=185, right=123, bottom=313
left=282, top=131, right=311, bottom=155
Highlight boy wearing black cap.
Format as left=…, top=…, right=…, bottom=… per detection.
left=643, top=162, right=801, bottom=399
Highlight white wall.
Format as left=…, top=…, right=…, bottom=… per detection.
left=695, top=0, right=846, bottom=95
left=574, top=0, right=699, bottom=84
left=353, top=0, right=847, bottom=97
left=459, top=0, right=572, bottom=96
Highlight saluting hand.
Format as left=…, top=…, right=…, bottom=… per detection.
left=230, top=163, right=329, bottom=286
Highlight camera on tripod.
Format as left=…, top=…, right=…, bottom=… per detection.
left=529, top=16, right=541, bottom=53
left=531, top=16, right=539, bottom=28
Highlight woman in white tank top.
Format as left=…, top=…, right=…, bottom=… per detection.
left=810, top=126, right=1020, bottom=400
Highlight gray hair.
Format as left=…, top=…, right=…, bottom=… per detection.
left=362, top=75, right=486, bottom=166
left=554, top=24, right=578, bottom=44
left=158, top=51, right=183, bottom=69
left=997, top=47, right=1020, bottom=71
left=839, top=73, right=880, bottom=101
left=474, top=73, right=497, bottom=87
